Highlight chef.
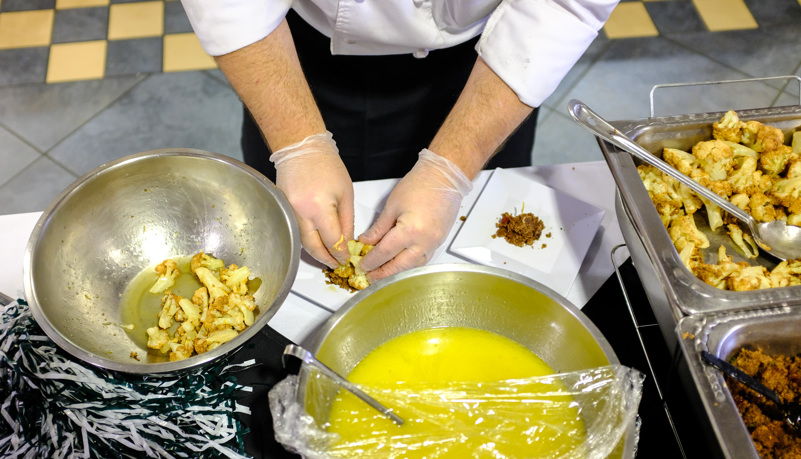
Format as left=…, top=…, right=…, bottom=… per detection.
left=180, top=0, right=619, bottom=282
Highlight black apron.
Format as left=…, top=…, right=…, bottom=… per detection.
left=241, top=9, right=538, bottom=183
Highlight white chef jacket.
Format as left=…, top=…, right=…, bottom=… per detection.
left=180, top=0, right=618, bottom=108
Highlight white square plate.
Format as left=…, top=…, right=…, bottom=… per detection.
left=449, top=168, right=605, bottom=297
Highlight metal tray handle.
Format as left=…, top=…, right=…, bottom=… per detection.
left=649, top=75, right=801, bottom=118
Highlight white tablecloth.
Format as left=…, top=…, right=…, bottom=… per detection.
left=0, top=162, right=624, bottom=345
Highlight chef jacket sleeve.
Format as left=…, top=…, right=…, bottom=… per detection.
left=180, top=0, right=294, bottom=56
left=476, top=0, right=619, bottom=108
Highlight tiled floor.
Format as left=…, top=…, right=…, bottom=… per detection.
left=1, top=0, right=801, bottom=215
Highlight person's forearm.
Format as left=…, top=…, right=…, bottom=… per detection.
left=428, top=57, right=534, bottom=179
left=214, top=19, right=325, bottom=151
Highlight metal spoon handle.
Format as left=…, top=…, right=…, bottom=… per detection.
left=701, top=351, right=781, bottom=404
left=283, top=344, right=404, bottom=425
left=567, top=100, right=757, bottom=231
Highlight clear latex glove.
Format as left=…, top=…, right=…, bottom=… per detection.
left=358, top=149, right=473, bottom=281
left=270, top=131, right=354, bottom=268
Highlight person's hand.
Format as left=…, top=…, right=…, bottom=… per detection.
left=358, top=149, right=473, bottom=281
left=270, top=131, right=354, bottom=268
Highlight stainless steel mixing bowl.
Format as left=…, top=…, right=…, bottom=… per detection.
left=297, top=264, right=635, bottom=458
left=23, top=149, right=300, bottom=374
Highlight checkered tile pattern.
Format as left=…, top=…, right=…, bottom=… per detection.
left=0, top=0, right=799, bottom=84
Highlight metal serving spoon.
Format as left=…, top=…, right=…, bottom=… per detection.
left=282, top=344, right=404, bottom=425
left=568, top=99, right=801, bottom=262
left=701, top=350, right=801, bottom=432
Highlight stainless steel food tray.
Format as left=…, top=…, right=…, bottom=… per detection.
left=600, top=104, right=801, bottom=348
left=677, top=306, right=801, bottom=459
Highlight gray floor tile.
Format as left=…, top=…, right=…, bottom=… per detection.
left=105, top=37, right=163, bottom=76
left=204, top=69, right=231, bottom=88
left=0, top=126, right=41, bottom=187
left=0, top=0, right=54, bottom=11
left=51, top=7, right=109, bottom=44
left=0, top=156, right=77, bottom=215
left=49, top=71, right=243, bottom=176
left=0, top=47, right=48, bottom=86
left=531, top=107, right=605, bottom=166
left=668, top=25, right=801, bottom=89
left=552, top=36, right=780, bottom=121
left=164, top=0, right=193, bottom=34
left=0, top=75, right=144, bottom=152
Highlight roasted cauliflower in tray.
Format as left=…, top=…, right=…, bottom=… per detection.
left=145, top=252, right=258, bottom=361
left=640, top=110, right=801, bottom=291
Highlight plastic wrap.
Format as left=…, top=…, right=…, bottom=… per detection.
left=268, top=364, right=644, bottom=458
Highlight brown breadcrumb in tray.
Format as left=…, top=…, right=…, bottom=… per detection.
left=492, top=212, right=545, bottom=247
left=727, top=347, right=801, bottom=457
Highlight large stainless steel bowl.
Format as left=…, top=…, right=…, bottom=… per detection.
left=298, top=264, right=635, bottom=458
left=23, top=149, right=300, bottom=374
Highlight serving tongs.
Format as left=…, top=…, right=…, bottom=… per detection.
left=701, top=351, right=801, bottom=433
left=568, top=99, right=801, bottom=262
left=282, top=344, right=404, bottom=425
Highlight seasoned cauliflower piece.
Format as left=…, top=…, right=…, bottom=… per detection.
left=149, top=259, right=181, bottom=294
left=178, top=297, right=201, bottom=328
left=668, top=215, right=710, bottom=252
left=157, top=291, right=182, bottom=329
left=769, top=260, right=801, bottom=288
left=220, top=264, right=250, bottom=295
left=194, top=329, right=238, bottom=354
left=727, top=224, right=759, bottom=258
left=663, top=148, right=698, bottom=176
left=769, top=176, right=801, bottom=214
left=748, top=193, right=777, bottom=223
left=692, top=140, right=735, bottom=181
left=759, top=144, right=795, bottom=176
left=190, top=252, right=226, bottom=275
left=712, top=110, right=745, bottom=143
left=195, top=266, right=231, bottom=301
left=228, top=292, right=257, bottom=327
left=741, top=120, right=784, bottom=153
left=727, top=265, right=772, bottom=291
left=146, top=326, right=169, bottom=350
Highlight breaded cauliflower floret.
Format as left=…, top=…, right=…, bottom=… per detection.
left=194, top=266, right=232, bottom=301
left=157, top=291, right=182, bottom=329
left=769, top=176, right=801, bottom=215
left=712, top=110, right=745, bottom=143
left=741, top=120, right=784, bottom=154
left=190, top=252, right=225, bottom=275
left=727, top=224, right=759, bottom=258
left=769, top=260, right=801, bottom=288
left=663, top=148, right=698, bottom=176
left=759, top=144, right=796, bottom=177
left=692, top=139, right=735, bottom=181
left=146, top=326, right=169, bottom=350
left=723, top=141, right=758, bottom=160
left=668, top=215, right=710, bottom=252
left=220, top=264, right=250, bottom=295
left=727, top=265, right=772, bottom=291
left=748, top=192, right=777, bottom=223
left=149, top=258, right=181, bottom=294
left=228, top=292, right=257, bottom=327
left=177, top=297, right=201, bottom=329
left=194, top=329, right=239, bottom=354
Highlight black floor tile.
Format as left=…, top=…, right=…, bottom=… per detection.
left=744, top=0, right=801, bottom=27
left=105, top=37, right=163, bottom=76
left=164, top=0, right=193, bottom=34
left=0, top=47, right=48, bottom=86
left=0, top=0, right=55, bottom=12
left=51, top=7, right=109, bottom=44
left=645, top=0, right=707, bottom=35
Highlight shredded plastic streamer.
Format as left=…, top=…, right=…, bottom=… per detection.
left=269, top=364, right=644, bottom=458
left=0, top=300, right=253, bottom=459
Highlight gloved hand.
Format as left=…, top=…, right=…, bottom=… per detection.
left=358, top=148, right=473, bottom=281
left=270, top=131, right=354, bottom=268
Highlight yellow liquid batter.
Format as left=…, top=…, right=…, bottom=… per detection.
left=325, top=327, right=585, bottom=458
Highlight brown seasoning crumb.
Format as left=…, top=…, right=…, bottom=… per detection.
left=492, top=212, right=545, bottom=248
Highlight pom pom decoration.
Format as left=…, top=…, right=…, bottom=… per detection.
left=0, top=299, right=253, bottom=458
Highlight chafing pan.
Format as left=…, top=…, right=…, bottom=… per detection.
left=677, top=306, right=801, bottom=459
left=600, top=105, right=801, bottom=349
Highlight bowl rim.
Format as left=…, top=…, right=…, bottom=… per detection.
left=305, top=262, right=619, bottom=365
left=22, top=148, right=301, bottom=375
